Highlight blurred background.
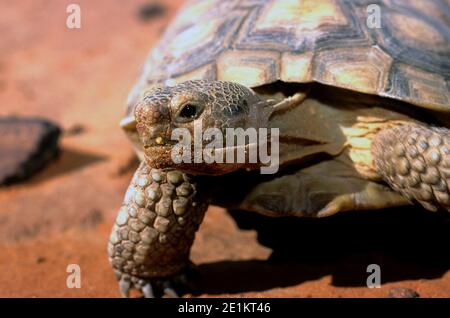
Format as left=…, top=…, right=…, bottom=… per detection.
left=0, top=0, right=448, bottom=297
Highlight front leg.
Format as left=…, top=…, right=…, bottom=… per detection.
left=108, top=161, right=208, bottom=297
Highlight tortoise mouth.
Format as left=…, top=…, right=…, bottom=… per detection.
left=143, top=140, right=267, bottom=176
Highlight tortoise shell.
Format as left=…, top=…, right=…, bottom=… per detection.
left=124, top=0, right=450, bottom=123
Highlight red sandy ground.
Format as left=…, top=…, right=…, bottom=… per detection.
left=0, top=0, right=449, bottom=298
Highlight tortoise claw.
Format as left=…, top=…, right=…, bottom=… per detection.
left=142, top=283, right=155, bottom=298
left=141, top=279, right=183, bottom=298
left=162, top=282, right=179, bottom=298
left=119, top=277, right=131, bottom=298
left=115, top=270, right=197, bottom=298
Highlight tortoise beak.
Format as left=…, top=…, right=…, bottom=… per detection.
left=119, top=116, right=137, bottom=131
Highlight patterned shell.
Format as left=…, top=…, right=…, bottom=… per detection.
left=125, top=0, right=450, bottom=119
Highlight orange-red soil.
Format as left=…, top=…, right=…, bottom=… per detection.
left=0, top=0, right=448, bottom=298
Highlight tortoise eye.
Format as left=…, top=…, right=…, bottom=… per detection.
left=176, top=103, right=203, bottom=123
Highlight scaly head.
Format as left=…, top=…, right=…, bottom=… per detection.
left=133, top=80, right=272, bottom=175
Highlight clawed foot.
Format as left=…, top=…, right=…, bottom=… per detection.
left=116, top=264, right=200, bottom=298
left=118, top=275, right=177, bottom=298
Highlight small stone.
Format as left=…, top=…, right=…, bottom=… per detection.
left=36, top=256, right=46, bottom=264
left=137, top=2, right=166, bottom=22
left=154, top=216, right=170, bottom=233
left=116, top=207, right=129, bottom=226
left=0, top=116, right=61, bottom=185
left=388, top=288, right=419, bottom=298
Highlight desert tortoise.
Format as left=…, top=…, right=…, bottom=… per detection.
left=109, top=0, right=450, bottom=297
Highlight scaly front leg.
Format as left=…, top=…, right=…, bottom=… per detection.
left=108, top=161, right=208, bottom=297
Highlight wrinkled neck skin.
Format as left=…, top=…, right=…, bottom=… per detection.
left=261, top=83, right=420, bottom=180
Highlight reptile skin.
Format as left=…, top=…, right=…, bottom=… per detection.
left=108, top=162, right=208, bottom=297
left=373, top=124, right=450, bottom=212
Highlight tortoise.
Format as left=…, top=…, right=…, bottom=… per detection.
left=108, top=0, right=450, bottom=297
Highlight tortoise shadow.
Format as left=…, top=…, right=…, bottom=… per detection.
left=192, top=206, right=450, bottom=295
left=27, top=147, right=106, bottom=184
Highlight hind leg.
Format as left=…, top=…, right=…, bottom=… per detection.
left=373, top=123, right=450, bottom=213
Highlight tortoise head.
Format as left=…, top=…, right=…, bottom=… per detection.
left=133, top=80, right=272, bottom=175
